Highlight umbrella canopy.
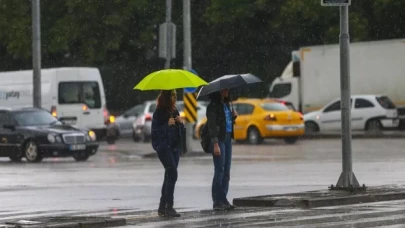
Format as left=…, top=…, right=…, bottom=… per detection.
left=197, top=73, right=263, bottom=98
left=134, top=69, right=208, bottom=91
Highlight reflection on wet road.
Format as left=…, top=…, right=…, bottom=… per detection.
left=1, top=138, right=405, bottom=226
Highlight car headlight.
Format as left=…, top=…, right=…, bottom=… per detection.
left=55, top=135, right=62, bottom=143
left=47, top=134, right=56, bottom=143
left=88, top=130, right=97, bottom=141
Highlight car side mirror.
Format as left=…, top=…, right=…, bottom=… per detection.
left=3, top=124, right=15, bottom=130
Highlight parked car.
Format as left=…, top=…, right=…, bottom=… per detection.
left=194, top=98, right=304, bottom=144
left=0, top=107, right=99, bottom=163
left=114, top=104, right=145, bottom=138
left=303, top=95, right=399, bottom=133
left=132, top=100, right=156, bottom=142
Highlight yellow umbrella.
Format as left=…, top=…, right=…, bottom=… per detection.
left=134, top=69, right=208, bottom=91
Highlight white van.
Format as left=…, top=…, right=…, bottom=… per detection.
left=0, top=67, right=109, bottom=137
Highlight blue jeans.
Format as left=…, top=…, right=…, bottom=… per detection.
left=156, top=147, right=180, bottom=207
left=211, top=132, right=233, bottom=204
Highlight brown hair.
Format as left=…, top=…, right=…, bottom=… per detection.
left=156, top=90, right=176, bottom=111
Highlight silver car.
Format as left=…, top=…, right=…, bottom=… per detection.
left=132, top=100, right=156, bottom=142
left=114, top=104, right=145, bottom=138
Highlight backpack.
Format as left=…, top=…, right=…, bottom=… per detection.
left=200, top=102, right=222, bottom=154
left=200, top=123, right=211, bottom=153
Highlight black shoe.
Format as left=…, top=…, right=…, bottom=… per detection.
left=158, top=204, right=166, bottom=217
left=224, top=200, right=236, bottom=210
left=213, top=202, right=229, bottom=211
left=165, top=206, right=180, bottom=217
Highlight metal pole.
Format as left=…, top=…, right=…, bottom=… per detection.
left=183, top=0, right=193, bottom=153
left=32, top=0, right=41, bottom=108
left=335, top=5, right=360, bottom=189
left=164, top=0, right=172, bottom=69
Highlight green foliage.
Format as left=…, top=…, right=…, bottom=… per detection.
left=0, top=0, right=403, bottom=111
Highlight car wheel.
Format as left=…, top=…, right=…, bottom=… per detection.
left=141, top=133, right=150, bottom=143
left=24, top=140, right=43, bottom=163
left=247, top=127, right=263, bottom=145
left=132, top=130, right=140, bottom=142
left=284, top=137, right=298, bottom=145
left=366, top=119, right=382, bottom=132
left=73, top=153, right=90, bottom=162
left=305, top=121, right=319, bottom=133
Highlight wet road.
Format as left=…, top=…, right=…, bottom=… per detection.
left=1, top=138, right=405, bottom=226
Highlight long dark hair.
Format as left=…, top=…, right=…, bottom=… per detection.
left=156, top=90, right=176, bottom=112
left=208, top=91, right=231, bottom=104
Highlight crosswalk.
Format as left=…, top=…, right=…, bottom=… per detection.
left=2, top=201, right=405, bottom=227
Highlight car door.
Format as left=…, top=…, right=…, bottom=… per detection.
left=352, top=98, right=375, bottom=130
left=320, top=99, right=353, bottom=131
left=320, top=100, right=342, bottom=131
left=0, top=111, right=21, bottom=156
left=233, top=103, right=255, bottom=139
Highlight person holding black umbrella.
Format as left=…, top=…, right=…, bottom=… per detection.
left=206, top=88, right=238, bottom=211
left=198, top=73, right=262, bottom=211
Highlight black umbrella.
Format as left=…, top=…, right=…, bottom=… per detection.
left=197, top=73, right=263, bottom=98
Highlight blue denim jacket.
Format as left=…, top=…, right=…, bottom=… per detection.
left=151, top=107, right=181, bottom=151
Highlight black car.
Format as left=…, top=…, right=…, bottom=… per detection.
left=0, top=107, right=99, bottom=162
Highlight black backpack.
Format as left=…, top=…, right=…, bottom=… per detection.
left=200, top=123, right=211, bottom=153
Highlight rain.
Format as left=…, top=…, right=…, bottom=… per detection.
left=0, top=0, right=405, bottom=227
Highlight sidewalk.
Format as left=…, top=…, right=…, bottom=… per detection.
left=3, top=186, right=405, bottom=227
left=303, top=130, right=405, bottom=139
left=233, top=184, right=405, bottom=208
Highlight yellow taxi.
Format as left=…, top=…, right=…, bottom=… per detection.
left=194, top=98, right=304, bottom=144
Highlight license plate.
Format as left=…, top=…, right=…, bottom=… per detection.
left=69, top=144, right=86, bottom=151
left=284, top=127, right=297, bottom=131
left=62, top=120, right=77, bottom=125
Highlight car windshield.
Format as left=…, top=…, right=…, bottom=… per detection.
left=376, top=96, right=396, bottom=109
left=13, top=110, right=61, bottom=126
left=260, top=102, right=289, bottom=111
left=283, top=103, right=296, bottom=111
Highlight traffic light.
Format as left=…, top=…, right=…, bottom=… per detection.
left=152, top=24, right=159, bottom=57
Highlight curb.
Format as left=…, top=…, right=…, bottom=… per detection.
left=4, top=218, right=126, bottom=228
left=302, top=132, right=405, bottom=139
left=233, top=188, right=405, bottom=208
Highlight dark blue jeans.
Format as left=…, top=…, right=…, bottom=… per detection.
left=212, top=132, right=233, bottom=204
left=157, top=147, right=180, bottom=207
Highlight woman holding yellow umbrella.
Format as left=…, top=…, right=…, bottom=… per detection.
left=134, top=69, right=207, bottom=217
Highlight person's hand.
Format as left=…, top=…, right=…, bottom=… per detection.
left=175, top=116, right=184, bottom=124
left=232, top=110, right=238, bottom=117
left=213, top=143, right=221, bottom=156
left=168, top=118, right=175, bottom=126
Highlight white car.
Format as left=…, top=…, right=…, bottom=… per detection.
left=304, top=95, right=399, bottom=133
left=176, top=101, right=207, bottom=123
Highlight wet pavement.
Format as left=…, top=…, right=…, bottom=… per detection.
left=1, top=138, right=405, bottom=226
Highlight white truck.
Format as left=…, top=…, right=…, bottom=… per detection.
left=0, top=67, right=113, bottom=139
left=269, top=38, right=405, bottom=114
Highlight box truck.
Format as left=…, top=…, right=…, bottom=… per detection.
left=269, top=38, right=405, bottom=114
